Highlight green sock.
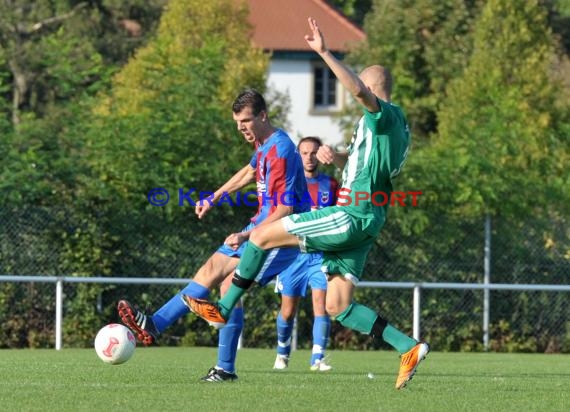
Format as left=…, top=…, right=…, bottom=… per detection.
left=382, top=325, right=417, bottom=354
left=218, top=242, right=269, bottom=319
left=335, top=303, right=377, bottom=334
left=335, top=303, right=417, bottom=354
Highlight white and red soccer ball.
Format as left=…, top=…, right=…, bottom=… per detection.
left=94, top=323, right=136, bottom=365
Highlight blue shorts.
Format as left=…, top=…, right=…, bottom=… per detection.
left=275, top=252, right=327, bottom=297
left=217, top=222, right=299, bottom=287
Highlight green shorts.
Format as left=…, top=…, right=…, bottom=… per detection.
left=282, top=206, right=375, bottom=283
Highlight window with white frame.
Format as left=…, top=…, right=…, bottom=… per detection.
left=312, top=63, right=338, bottom=111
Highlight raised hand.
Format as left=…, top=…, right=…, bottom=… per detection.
left=304, top=17, right=327, bottom=54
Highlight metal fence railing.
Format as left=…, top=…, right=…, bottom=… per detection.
left=1, top=275, right=569, bottom=352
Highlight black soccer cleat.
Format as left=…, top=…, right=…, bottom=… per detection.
left=201, top=367, right=238, bottom=382
left=117, top=299, right=159, bottom=346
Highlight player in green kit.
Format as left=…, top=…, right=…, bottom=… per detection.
left=183, top=17, right=429, bottom=390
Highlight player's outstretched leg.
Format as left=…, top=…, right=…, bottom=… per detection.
left=395, top=342, right=430, bottom=389
left=117, top=300, right=159, bottom=346
left=181, top=295, right=227, bottom=329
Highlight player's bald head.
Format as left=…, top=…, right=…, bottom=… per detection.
left=360, top=65, right=392, bottom=99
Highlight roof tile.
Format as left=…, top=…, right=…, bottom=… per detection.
left=242, top=0, right=365, bottom=52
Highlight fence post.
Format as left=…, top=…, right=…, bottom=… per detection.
left=292, top=313, right=298, bottom=351
left=237, top=297, right=244, bottom=350
left=413, top=284, right=421, bottom=340
left=483, top=214, right=492, bottom=351
left=55, top=278, right=63, bottom=350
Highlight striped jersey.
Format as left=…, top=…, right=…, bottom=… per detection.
left=338, top=98, right=410, bottom=235
left=249, top=129, right=309, bottom=224
left=306, top=174, right=338, bottom=210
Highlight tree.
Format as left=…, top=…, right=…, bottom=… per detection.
left=327, top=0, right=372, bottom=27
left=89, top=0, right=269, bottom=202
left=348, top=0, right=480, bottom=141
left=96, top=0, right=267, bottom=118
left=433, top=0, right=569, bottom=217
left=0, top=0, right=165, bottom=127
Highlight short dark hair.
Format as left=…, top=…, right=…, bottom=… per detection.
left=232, top=89, right=267, bottom=116
left=297, top=136, right=323, bottom=149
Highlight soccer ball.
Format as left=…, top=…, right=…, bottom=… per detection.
left=94, top=323, right=136, bottom=365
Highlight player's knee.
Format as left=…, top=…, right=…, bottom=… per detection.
left=249, top=225, right=272, bottom=248
left=195, top=258, right=222, bottom=287
left=325, top=301, right=345, bottom=318
left=279, top=308, right=295, bottom=320
left=280, top=297, right=298, bottom=320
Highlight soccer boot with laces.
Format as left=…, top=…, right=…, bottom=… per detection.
left=395, top=342, right=430, bottom=389
left=201, top=367, right=238, bottom=382
left=310, top=358, right=332, bottom=372
left=117, top=300, right=159, bottom=346
left=181, top=295, right=227, bottom=329
left=273, top=355, right=289, bottom=370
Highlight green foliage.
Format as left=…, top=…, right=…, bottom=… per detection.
left=62, top=284, right=107, bottom=347
left=349, top=0, right=480, bottom=140
left=100, top=0, right=268, bottom=116
left=35, top=27, right=106, bottom=100
left=435, top=0, right=569, bottom=216
left=328, top=0, right=372, bottom=26
left=0, top=0, right=161, bottom=125
left=0, top=282, right=54, bottom=348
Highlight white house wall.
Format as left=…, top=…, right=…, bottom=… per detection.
left=267, top=58, right=346, bottom=147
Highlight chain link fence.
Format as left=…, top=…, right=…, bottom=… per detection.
left=1, top=207, right=568, bottom=352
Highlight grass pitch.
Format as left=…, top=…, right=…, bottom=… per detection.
left=0, top=347, right=567, bottom=411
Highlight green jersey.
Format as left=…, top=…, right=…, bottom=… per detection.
left=338, top=98, right=410, bottom=236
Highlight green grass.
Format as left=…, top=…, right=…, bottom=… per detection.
left=0, top=347, right=568, bottom=411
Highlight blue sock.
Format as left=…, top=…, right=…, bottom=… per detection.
left=152, top=281, right=209, bottom=333
left=217, top=307, right=244, bottom=373
left=311, top=315, right=330, bottom=365
left=276, top=312, right=294, bottom=357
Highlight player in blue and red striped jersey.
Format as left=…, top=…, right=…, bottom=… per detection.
left=273, top=136, right=338, bottom=371
left=303, top=137, right=338, bottom=211
left=117, top=89, right=309, bottom=382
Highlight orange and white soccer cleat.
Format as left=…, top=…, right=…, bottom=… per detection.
left=395, top=342, right=430, bottom=389
left=181, top=295, right=227, bottom=329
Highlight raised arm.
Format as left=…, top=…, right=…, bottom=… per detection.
left=304, top=17, right=379, bottom=113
